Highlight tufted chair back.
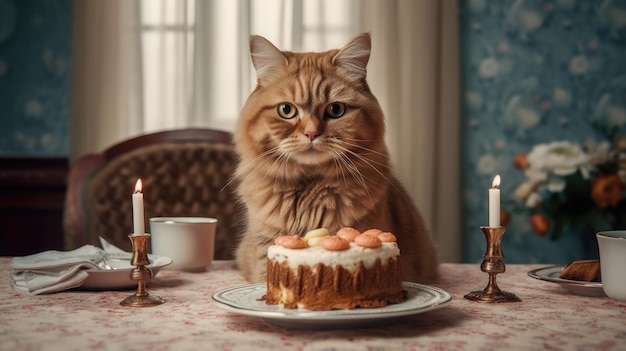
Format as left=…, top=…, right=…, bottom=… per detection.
left=64, top=128, right=242, bottom=260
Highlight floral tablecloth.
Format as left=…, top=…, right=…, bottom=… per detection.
left=1, top=257, right=624, bottom=351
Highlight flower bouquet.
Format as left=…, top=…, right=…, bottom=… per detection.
left=512, top=138, right=626, bottom=257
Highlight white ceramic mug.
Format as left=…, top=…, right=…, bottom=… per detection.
left=149, top=217, right=217, bottom=272
left=596, top=230, right=626, bottom=304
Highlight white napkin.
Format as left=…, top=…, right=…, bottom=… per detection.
left=10, top=238, right=129, bottom=295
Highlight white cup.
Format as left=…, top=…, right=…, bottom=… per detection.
left=596, top=230, right=626, bottom=304
left=149, top=217, right=217, bottom=272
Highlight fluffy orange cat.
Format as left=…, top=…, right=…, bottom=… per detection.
left=234, top=33, right=439, bottom=283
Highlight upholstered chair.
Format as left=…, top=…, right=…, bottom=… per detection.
left=64, top=128, right=242, bottom=260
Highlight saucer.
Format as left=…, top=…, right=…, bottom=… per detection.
left=527, top=265, right=606, bottom=297
left=212, top=282, right=452, bottom=329
left=79, top=254, right=172, bottom=290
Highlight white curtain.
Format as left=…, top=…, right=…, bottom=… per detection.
left=70, top=0, right=461, bottom=262
left=71, top=0, right=142, bottom=162
left=356, top=1, right=461, bottom=261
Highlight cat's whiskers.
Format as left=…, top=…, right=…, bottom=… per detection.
left=234, top=147, right=279, bottom=176
left=332, top=142, right=396, bottom=192
left=330, top=139, right=387, bottom=172
left=337, top=139, right=392, bottom=164
left=328, top=147, right=368, bottom=188
left=225, top=147, right=284, bottom=191
left=329, top=150, right=349, bottom=184
left=332, top=139, right=401, bottom=193
left=329, top=149, right=374, bottom=206
left=269, top=151, right=293, bottom=188
left=252, top=149, right=292, bottom=187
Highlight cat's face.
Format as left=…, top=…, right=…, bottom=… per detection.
left=235, top=33, right=387, bottom=175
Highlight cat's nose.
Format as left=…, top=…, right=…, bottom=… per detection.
left=304, top=130, right=319, bottom=142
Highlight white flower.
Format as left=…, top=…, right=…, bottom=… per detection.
left=552, top=87, right=572, bottom=107
left=569, top=55, right=589, bottom=75
left=546, top=174, right=567, bottom=192
left=494, top=139, right=506, bottom=151
left=24, top=99, right=43, bottom=118
left=526, top=141, right=590, bottom=192
left=606, top=106, right=626, bottom=127
left=524, top=167, right=548, bottom=184
left=519, top=10, right=543, bottom=32
left=43, top=49, right=67, bottom=76
left=514, top=181, right=536, bottom=201
left=41, top=133, right=57, bottom=150
left=14, top=131, right=36, bottom=150
left=465, top=91, right=482, bottom=110
left=517, top=107, right=541, bottom=128
left=527, top=141, right=589, bottom=175
left=478, top=57, right=499, bottom=78
left=476, top=154, right=496, bottom=174
left=594, top=93, right=626, bottom=129
left=504, top=95, right=541, bottom=129
left=525, top=192, right=543, bottom=208
left=497, top=42, right=509, bottom=54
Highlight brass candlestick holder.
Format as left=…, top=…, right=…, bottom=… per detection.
left=464, top=226, right=521, bottom=303
left=120, top=234, right=165, bottom=307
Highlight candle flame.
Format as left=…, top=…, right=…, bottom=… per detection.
left=492, top=175, right=501, bottom=189
left=134, top=179, right=142, bottom=193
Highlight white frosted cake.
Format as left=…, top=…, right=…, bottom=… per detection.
left=262, top=228, right=406, bottom=310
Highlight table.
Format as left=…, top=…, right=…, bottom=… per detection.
left=1, top=258, right=624, bottom=350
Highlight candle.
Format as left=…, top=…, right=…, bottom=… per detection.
left=489, top=175, right=501, bottom=227
left=132, top=179, right=145, bottom=234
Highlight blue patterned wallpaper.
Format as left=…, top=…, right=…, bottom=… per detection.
left=2, top=0, right=625, bottom=264
left=461, top=0, right=626, bottom=263
left=0, top=0, right=71, bottom=157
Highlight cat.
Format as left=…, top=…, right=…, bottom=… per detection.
left=234, top=32, right=439, bottom=283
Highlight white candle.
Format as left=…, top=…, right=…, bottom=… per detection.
left=489, top=175, right=501, bottom=227
left=132, top=179, right=145, bottom=234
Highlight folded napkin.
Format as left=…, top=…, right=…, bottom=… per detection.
left=10, top=238, right=130, bottom=295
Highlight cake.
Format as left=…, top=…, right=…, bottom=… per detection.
left=262, top=227, right=406, bottom=310
left=559, top=259, right=601, bottom=282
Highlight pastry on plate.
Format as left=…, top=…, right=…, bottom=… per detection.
left=559, top=259, right=601, bottom=282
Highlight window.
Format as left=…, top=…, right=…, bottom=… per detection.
left=138, top=0, right=356, bottom=131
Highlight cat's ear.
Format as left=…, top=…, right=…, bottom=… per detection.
left=332, top=32, right=371, bottom=81
left=250, top=35, right=288, bottom=85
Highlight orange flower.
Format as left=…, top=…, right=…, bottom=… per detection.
left=500, top=210, right=511, bottom=227
left=591, top=173, right=625, bottom=208
left=513, top=153, right=530, bottom=170
left=531, top=213, right=550, bottom=237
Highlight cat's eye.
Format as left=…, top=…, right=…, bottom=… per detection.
left=325, top=103, right=346, bottom=118
left=277, top=103, right=298, bottom=119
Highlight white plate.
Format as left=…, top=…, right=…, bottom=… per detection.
left=212, top=282, right=452, bottom=329
left=527, top=265, right=606, bottom=297
left=79, top=254, right=172, bottom=290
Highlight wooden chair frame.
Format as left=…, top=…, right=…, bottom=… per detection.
left=64, top=128, right=240, bottom=259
